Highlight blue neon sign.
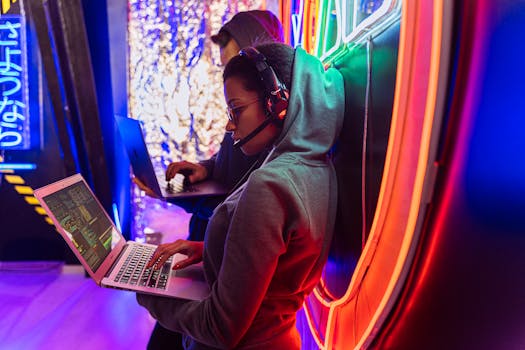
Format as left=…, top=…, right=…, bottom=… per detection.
left=0, top=15, right=29, bottom=150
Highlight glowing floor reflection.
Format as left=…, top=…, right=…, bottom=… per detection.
left=1, top=205, right=191, bottom=350
left=0, top=262, right=154, bottom=350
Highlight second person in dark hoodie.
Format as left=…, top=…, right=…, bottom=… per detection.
left=161, top=10, right=285, bottom=242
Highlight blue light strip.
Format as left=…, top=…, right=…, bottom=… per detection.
left=112, top=202, right=122, bottom=232
left=0, top=162, right=36, bottom=170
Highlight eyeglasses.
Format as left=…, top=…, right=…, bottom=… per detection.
left=226, top=98, right=261, bottom=125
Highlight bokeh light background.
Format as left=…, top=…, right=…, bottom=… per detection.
left=127, top=0, right=264, bottom=238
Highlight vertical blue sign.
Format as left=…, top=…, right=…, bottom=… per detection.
left=0, top=15, right=29, bottom=150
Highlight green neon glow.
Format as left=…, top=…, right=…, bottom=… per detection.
left=316, top=0, right=343, bottom=60
left=344, top=0, right=401, bottom=44
left=315, top=0, right=402, bottom=63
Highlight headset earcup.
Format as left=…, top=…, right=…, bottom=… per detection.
left=265, top=97, right=273, bottom=116
left=240, top=46, right=289, bottom=124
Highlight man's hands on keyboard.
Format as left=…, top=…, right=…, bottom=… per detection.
left=165, top=161, right=207, bottom=184
left=147, top=240, right=204, bottom=271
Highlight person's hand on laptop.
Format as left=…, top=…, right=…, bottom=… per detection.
left=165, top=161, right=207, bottom=184
left=147, top=239, right=204, bottom=270
left=132, top=177, right=159, bottom=199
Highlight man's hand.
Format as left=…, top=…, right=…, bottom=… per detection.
left=166, top=161, right=208, bottom=184
left=147, top=240, right=204, bottom=270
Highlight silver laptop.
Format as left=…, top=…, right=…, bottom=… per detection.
left=34, top=173, right=210, bottom=300
left=116, top=116, right=228, bottom=199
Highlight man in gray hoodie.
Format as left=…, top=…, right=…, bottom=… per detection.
left=138, top=42, right=344, bottom=349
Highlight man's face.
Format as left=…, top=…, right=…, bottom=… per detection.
left=220, top=39, right=241, bottom=66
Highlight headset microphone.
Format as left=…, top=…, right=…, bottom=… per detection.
left=233, top=115, right=275, bottom=148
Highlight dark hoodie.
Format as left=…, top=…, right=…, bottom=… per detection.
left=138, top=47, right=345, bottom=349
left=201, top=10, right=284, bottom=191
left=211, top=10, right=284, bottom=50
left=182, top=10, right=285, bottom=240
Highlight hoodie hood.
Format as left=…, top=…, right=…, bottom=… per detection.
left=269, top=47, right=344, bottom=163
left=214, top=10, right=284, bottom=49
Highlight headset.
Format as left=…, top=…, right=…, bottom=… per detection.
left=233, top=46, right=289, bottom=148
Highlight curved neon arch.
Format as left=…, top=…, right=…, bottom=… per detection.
left=299, top=1, right=454, bottom=348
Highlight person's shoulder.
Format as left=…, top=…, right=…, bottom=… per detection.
left=259, top=154, right=311, bottom=175
left=245, top=159, right=297, bottom=188
left=251, top=154, right=331, bottom=188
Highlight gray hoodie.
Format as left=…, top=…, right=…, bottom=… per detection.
left=137, top=47, right=345, bottom=349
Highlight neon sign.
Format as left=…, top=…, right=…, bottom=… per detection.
left=0, top=15, right=29, bottom=150
left=285, top=0, right=401, bottom=62
left=291, top=7, right=303, bottom=48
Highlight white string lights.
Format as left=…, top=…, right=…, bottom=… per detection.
left=127, top=0, right=263, bottom=240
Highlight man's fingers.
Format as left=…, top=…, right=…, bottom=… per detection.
left=166, top=161, right=199, bottom=181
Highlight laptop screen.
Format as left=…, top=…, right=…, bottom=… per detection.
left=41, top=180, right=122, bottom=272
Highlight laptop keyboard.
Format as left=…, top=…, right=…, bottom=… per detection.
left=114, top=244, right=173, bottom=290
left=166, top=173, right=197, bottom=194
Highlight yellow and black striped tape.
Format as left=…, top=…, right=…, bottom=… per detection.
left=1, top=172, right=54, bottom=226
left=1, top=0, right=18, bottom=15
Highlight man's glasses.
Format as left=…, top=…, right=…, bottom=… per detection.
left=227, top=98, right=261, bottom=125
